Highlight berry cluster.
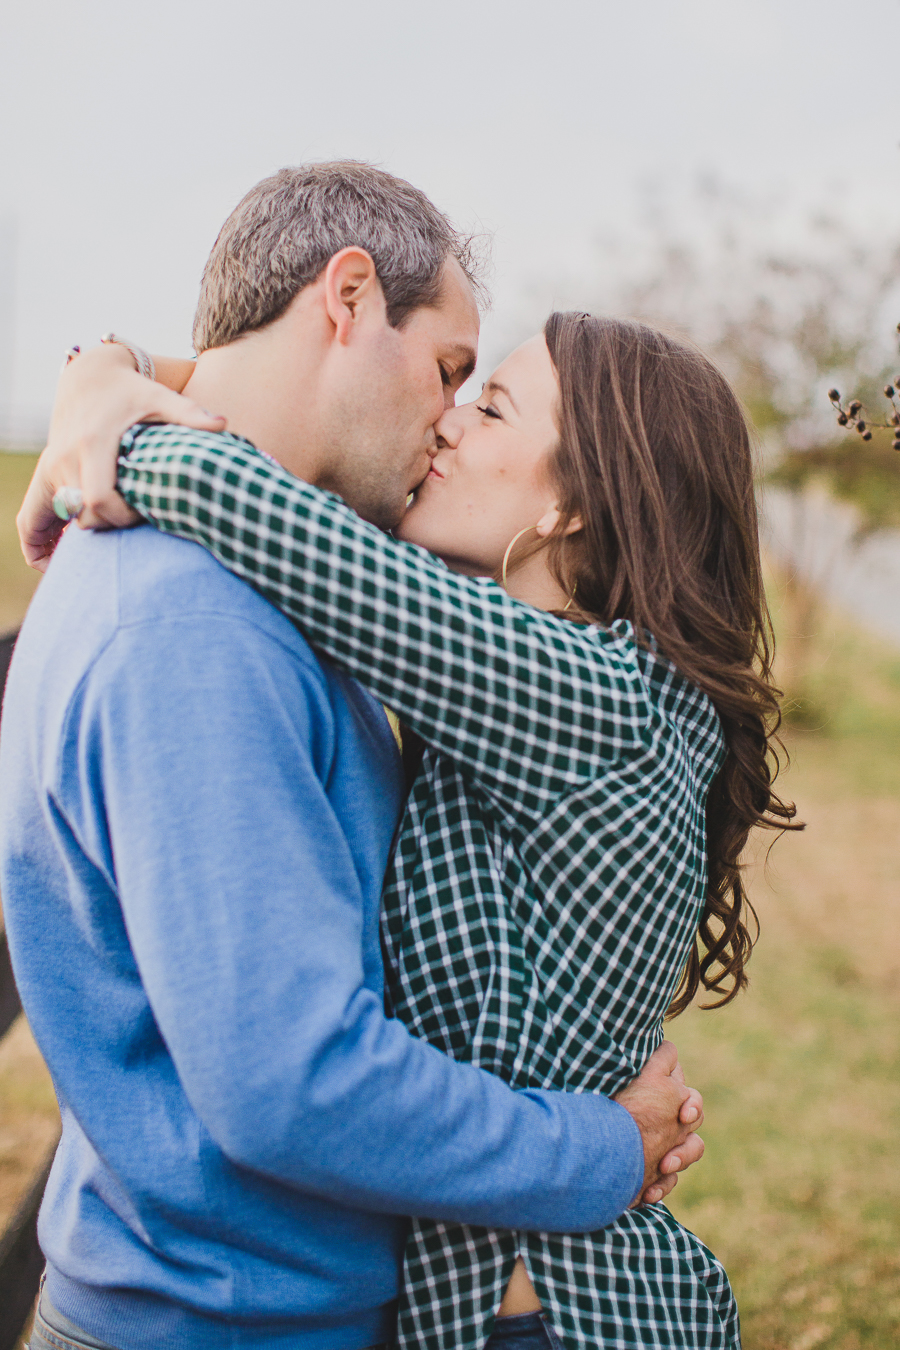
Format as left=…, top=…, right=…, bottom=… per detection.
left=828, top=323, right=900, bottom=450
left=827, top=386, right=900, bottom=447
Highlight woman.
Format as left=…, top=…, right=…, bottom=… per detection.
left=30, top=313, right=795, bottom=1349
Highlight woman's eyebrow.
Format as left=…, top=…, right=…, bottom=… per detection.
left=484, top=379, right=519, bottom=414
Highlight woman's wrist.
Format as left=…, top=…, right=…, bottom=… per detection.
left=151, top=355, right=196, bottom=394
left=18, top=340, right=222, bottom=570
left=100, top=334, right=156, bottom=381
left=73, top=342, right=135, bottom=373
left=96, top=334, right=194, bottom=395
left=63, top=342, right=194, bottom=395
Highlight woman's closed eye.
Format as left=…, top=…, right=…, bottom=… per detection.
left=475, top=403, right=502, bottom=420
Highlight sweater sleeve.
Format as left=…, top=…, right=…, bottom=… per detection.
left=117, top=426, right=651, bottom=815
left=71, top=606, right=643, bottom=1230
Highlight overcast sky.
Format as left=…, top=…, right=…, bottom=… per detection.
left=1, top=0, right=898, bottom=436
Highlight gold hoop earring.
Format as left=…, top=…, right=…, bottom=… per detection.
left=501, top=525, right=539, bottom=590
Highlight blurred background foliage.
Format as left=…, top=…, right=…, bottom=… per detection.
left=767, top=438, right=900, bottom=538
left=583, top=183, right=900, bottom=460
left=0, top=453, right=39, bottom=633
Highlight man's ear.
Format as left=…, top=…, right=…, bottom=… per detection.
left=535, top=505, right=584, bottom=539
left=322, top=247, right=384, bottom=344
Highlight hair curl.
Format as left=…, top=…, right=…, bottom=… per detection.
left=542, top=312, right=802, bottom=1015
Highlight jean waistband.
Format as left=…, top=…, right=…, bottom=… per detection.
left=32, top=1286, right=386, bottom=1350
left=31, top=1284, right=118, bottom=1350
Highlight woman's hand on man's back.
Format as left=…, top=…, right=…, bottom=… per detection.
left=18, top=343, right=224, bottom=570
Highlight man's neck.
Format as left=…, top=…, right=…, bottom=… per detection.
left=183, top=334, right=321, bottom=479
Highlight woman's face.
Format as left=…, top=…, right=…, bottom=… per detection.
left=396, top=334, right=562, bottom=575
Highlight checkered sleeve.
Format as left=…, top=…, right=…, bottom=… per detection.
left=117, top=425, right=651, bottom=806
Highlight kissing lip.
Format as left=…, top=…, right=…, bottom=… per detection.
left=426, top=465, right=445, bottom=480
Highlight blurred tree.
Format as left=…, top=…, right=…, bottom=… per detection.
left=597, top=185, right=900, bottom=458
left=590, top=185, right=900, bottom=719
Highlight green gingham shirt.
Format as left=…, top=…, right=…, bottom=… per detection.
left=118, top=426, right=741, bottom=1350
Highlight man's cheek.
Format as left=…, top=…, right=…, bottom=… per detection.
left=411, top=364, right=444, bottom=425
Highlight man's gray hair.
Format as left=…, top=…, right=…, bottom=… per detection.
left=193, top=161, right=484, bottom=351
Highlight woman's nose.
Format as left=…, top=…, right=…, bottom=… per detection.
left=435, top=406, right=464, bottom=448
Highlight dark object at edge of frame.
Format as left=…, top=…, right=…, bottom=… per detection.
left=0, top=1140, right=59, bottom=1350
left=0, top=628, right=59, bottom=1350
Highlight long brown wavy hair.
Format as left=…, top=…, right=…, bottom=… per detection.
left=541, top=311, right=801, bottom=1016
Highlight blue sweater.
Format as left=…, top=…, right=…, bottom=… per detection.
left=0, top=524, right=642, bottom=1350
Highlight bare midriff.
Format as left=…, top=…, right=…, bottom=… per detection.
left=497, top=1257, right=543, bottom=1316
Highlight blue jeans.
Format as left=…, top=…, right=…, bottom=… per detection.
left=484, top=1311, right=565, bottom=1348
left=29, top=1288, right=386, bottom=1350
left=29, top=1290, right=118, bottom=1350
left=30, top=1285, right=556, bottom=1350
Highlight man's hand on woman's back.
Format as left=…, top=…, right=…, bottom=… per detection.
left=614, top=1040, right=705, bottom=1207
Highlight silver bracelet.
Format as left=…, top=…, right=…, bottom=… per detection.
left=100, top=333, right=157, bottom=382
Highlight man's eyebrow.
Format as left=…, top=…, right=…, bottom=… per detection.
left=446, top=344, right=477, bottom=382
left=485, top=379, right=519, bottom=414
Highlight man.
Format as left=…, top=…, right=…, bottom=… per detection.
left=4, top=164, right=702, bottom=1350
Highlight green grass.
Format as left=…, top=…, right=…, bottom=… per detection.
left=0, top=451, right=40, bottom=633
left=768, top=562, right=900, bottom=796
left=667, top=591, right=900, bottom=1348
left=669, top=914, right=900, bottom=1349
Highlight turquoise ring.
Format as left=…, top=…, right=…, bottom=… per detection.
left=52, top=486, right=85, bottom=521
